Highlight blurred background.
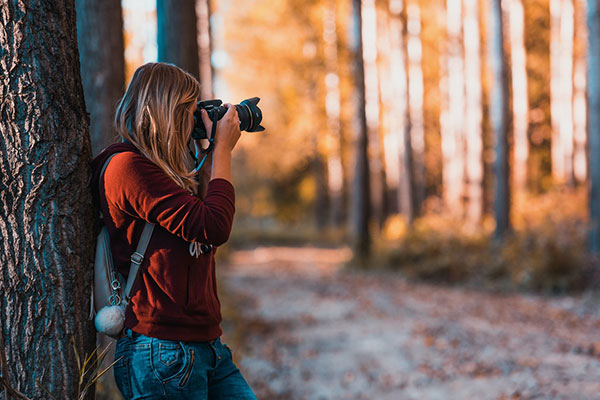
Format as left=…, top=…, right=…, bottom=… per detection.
left=81, top=0, right=600, bottom=398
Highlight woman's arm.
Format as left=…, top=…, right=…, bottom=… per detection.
left=104, top=152, right=235, bottom=246
left=199, top=103, right=241, bottom=183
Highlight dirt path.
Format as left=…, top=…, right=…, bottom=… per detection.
left=221, top=246, right=600, bottom=400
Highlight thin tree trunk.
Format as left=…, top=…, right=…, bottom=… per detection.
left=406, top=0, right=425, bottom=215
left=157, top=0, right=200, bottom=78
left=509, top=0, right=529, bottom=192
left=573, top=0, right=587, bottom=184
left=362, top=0, right=386, bottom=229
left=323, top=0, right=345, bottom=226
left=196, top=0, right=213, bottom=99
left=488, top=0, right=511, bottom=238
left=463, top=0, right=484, bottom=224
left=387, top=0, right=415, bottom=223
left=0, top=1, right=96, bottom=399
left=76, top=0, right=125, bottom=155
left=351, top=0, right=371, bottom=261
left=587, top=0, right=600, bottom=254
left=551, top=0, right=575, bottom=185
left=440, top=0, right=465, bottom=216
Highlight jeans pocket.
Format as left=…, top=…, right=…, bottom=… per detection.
left=152, top=341, right=187, bottom=382
left=113, top=355, right=133, bottom=399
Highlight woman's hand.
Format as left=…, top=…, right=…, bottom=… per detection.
left=199, top=103, right=240, bottom=183
left=199, top=103, right=241, bottom=153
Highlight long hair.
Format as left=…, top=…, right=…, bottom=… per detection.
left=115, top=62, right=200, bottom=194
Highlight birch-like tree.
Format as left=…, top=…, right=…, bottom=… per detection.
left=550, top=0, right=575, bottom=185
left=440, top=0, right=465, bottom=216
left=463, top=0, right=484, bottom=224
left=509, top=0, right=530, bottom=192
left=323, top=0, right=346, bottom=226
left=196, top=0, right=213, bottom=99
left=0, top=1, right=96, bottom=398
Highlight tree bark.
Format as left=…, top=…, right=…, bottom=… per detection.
left=351, top=0, right=371, bottom=261
left=76, top=0, right=125, bottom=156
left=157, top=0, right=200, bottom=78
left=0, top=1, right=96, bottom=399
left=488, top=0, right=511, bottom=238
left=573, top=0, right=587, bottom=184
left=587, top=0, right=600, bottom=253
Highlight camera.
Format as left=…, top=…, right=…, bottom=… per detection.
left=192, top=97, right=265, bottom=140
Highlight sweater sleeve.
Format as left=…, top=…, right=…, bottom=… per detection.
left=104, top=152, right=235, bottom=246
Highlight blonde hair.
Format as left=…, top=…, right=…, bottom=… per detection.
left=115, top=62, right=200, bottom=194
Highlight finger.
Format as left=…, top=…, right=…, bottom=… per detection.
left=200, top=109, right=212, bottom=127
left=223, top=104, right=237, bottom=120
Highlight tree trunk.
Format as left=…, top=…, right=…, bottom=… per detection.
left=587, top=0, right=600, bottom=254
left=0, top=1, right=96, bottom=399
left=573, top=0, right=587, bottom=184
left=406, top=0, right=425, bottom=216
left=551, top=0, right=575, bottom=185
left=386, top=0, right=415, bottom=223
left=463, top=0, right=484, bottom=224
left=361, top=0, right=386, bottom=229
left=157, top=0, right=200, bottom=78
left=323, top=0, right=345, bottom=227
left=488, top=0, right=511, bottom=238
left=509, top=0, right=529, bottom=192
left=351, top=0, right=371, bottom=261
left=76, top=0, right=125, bottom=156
left=440, top=0, right=465, bottom=216
left=196, top=0, right=213, bottom=99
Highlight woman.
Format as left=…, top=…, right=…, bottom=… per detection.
left=90, top=62, right=256, bottom=399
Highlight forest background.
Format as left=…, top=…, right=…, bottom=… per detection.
left=2, top=0, right=600, bottom=398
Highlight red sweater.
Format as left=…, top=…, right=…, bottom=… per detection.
left=90, top=143, right=235, bottom=341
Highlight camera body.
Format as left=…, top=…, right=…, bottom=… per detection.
left=192, top=97, right=264, bottom=140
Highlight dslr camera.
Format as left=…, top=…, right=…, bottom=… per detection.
left=192, top=97, right=265, bottom=140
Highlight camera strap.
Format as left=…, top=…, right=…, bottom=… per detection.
left=193, top=113, right=218, bottom=173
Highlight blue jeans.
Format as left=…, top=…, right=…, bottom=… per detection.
left=113, top=329, right=257, bottom=400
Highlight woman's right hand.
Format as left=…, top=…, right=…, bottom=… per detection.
left=199, top=103, right=241, bottom=153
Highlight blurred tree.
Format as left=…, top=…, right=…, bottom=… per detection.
left=362, top=0, right=387, bottom=229
left=509, top=0, right=530, bottom=193
left=0, top=1, right=96, bottom=398
left=550, top=0, right=575, bottom=186
left=406, top=0, right=425, bottom=216
left=323, top=0, right=346, bottom=227
left=76, top=0, right=125, bottom=155
left=440, top=0, right=465, bottom=216
left=351, top=0, right=371, bottom=261
left=157, top=0, right=200, bottom=77
left=383, top=0, right=415, bottom=223
left=572, top=0, right=587, bottom=184
left=587, top=0, right=600, bottom=253
left=197, top=0, right=214, bottom=99
left=463, top=0, right=484, bottom=224
left=488, top=0, right=511, bottom=238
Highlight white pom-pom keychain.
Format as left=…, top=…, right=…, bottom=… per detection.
left=95, top=304, right=126, bottom=337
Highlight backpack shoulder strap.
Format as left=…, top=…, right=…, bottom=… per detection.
left=99, top=151, right=155, bottom=304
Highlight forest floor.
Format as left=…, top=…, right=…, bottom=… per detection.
left=220, top=246, right=600, bottom=400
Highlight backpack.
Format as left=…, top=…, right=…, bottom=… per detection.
left=89, top=152, right=155, bottom=338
